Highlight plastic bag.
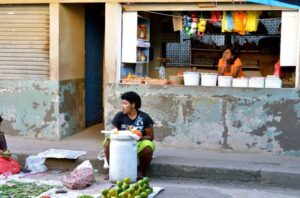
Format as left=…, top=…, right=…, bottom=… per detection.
left=0, top=156, right=21, bottom=175
left=25, top=155, right=47, bottom=173
left=62, top=160, right=95, bottom=190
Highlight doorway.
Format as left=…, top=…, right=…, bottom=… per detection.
left=85, top=4, right=105, bottom=127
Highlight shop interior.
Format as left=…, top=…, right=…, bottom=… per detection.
left=121, top=10, right=296, bottom=88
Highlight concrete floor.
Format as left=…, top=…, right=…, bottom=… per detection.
left=6, top=123, right=105, bottom=158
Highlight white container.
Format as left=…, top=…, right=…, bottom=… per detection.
left=109, top=133, right=137, bottom=182
left=201, top=73, right=218, bottom=86
left=218, top=76, right=232, bottom=87
left=183, top=72, right=200, bottom=86
left=265, top=76, right=282, bottom=88
left=249, top=77, right=265, bottom=88
left=232, top=78, right=249, bottom=88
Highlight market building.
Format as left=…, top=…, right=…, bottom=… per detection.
left=0, top=0, right=299, bottom=155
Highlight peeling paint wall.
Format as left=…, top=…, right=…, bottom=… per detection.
left=0, top=81, right=60, bottom=140
left=105, top=84, right=300, bottom=156
left=59, top=79, right=85, bottom=139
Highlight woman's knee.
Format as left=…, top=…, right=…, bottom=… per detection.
left=140, top=146, right=153, bottom=156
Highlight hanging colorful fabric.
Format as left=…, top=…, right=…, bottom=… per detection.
left=197, top=18, right=207, bottom=36
left=210, top=11, right=222, bottom=24
left=222, top=11, right=234, bottom=32
left=233, top=11, right=247, bottom=35
left=245, top=11, right=262, bottom=32
left=188, top=14, right=198, bottom=37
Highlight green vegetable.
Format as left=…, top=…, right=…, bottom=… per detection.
left=0, top=180, right=57, bottom=198
left=78, top=195, right=94, bottom=198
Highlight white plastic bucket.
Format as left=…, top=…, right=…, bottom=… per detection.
left=183, top=72, right=200, bottom=86
left=109, top=134, right=137, bottom=182
left=249, top=77, right=265, bottom=88
left=265, top=76, right=282, bottom=88
left=218, top=76, right=232, bottom=87
left=201, top=73, right=217, bottom=86
left=232, top=78, right=249, bottom=88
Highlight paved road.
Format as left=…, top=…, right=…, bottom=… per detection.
left=151, top=178, right=300, bottom=198
left=21, top=171, right=300, bottom=198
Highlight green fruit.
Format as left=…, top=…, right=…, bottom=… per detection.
left=138, top=186, right=145, bottom=193
left=128, top=187, right=135, bottom=195
left=145, top=188, right=152, bottom=195
left=138, top=180, right=144, bottom=186
left=142, top=177, right=150, bottom=184
left=124, top=177, right=131, bottom=184
left=101, top=189, right=109, bottom=196
left=143, top=182, right=149, bottom=188
left=141, top=192, right=148, bottom=198
left=109, top=189, right=117, bottom=197
left=117, top=187, right=123, bottom=193
left=123, top=183, right=130, bottom=190
left=121, top=191, right=128, bottom=198
left=147, top=187, right=153, bottom=193
left=117, top=180, right=123, bottom=187
left=132, top=183, right=139, bottom=191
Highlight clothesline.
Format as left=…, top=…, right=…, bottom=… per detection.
left=142, top=10, right=282, bottom=21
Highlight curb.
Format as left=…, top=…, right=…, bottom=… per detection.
left=15, top=153, right=300, bottom=189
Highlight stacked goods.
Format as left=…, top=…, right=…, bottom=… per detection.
left=101, top=177, right=153, bottom=198
left=144, top=79, right=169, bottom=85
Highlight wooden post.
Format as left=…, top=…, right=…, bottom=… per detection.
left=103, top=2, right=122, bottom=126
left=49, top=3, right=60, bottom=80
left=296, top=10, right=300, bottom=88
left=104, top=2, right=122, bottom=84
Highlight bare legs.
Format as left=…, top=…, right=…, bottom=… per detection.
left=138, top=146, right=153, bottom=179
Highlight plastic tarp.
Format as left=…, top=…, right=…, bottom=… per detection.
left=247, top=0, right=300, bottom=9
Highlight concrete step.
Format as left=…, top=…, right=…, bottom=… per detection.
left=15, top=148, right=300, bottom=189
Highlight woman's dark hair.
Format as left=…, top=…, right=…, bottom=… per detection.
left=222, top=46, right=238, bottom=65
left=0, top=116, right=2, bottom=123
left=121, top=91, right=141, bottom=110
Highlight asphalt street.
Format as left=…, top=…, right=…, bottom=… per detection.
left=151, top=178, right=300, bottom=198
left=16, top=171, right=300, bottom=198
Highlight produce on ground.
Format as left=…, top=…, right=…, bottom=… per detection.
left=0, top=180, right=56, bottom=198
left=101, top=177, right=153, bottom=198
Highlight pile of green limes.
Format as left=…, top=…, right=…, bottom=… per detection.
left=101, top=177, right=153, bottom=198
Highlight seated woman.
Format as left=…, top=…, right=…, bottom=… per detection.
left=218, top=46, right=245, bottom=78
left=104, top=91, right=155, bottom=180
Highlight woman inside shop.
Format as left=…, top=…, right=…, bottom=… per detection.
left=104, top=91, right=155, bottom=180
left=217, top=46, right=245, bottom=78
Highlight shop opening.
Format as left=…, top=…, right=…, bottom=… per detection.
left=120, top=8, right=298, bottom=88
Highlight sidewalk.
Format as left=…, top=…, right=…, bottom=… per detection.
left=5, top=124, right=300, bottom=189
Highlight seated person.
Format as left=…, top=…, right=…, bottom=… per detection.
left=0, top=115, right=8, bottom=152
left=218, top=46, right=245, bottom=78
left=104, top=91, right=155, bottom=180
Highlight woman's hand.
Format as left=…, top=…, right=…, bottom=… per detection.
left=140, top=127, right=154, bottom=141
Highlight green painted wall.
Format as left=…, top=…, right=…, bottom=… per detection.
left=105, top=84, right=300, bottom=156
left=0, top=80, right=60, bottom=140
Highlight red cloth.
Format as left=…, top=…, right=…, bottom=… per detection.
left=0, top=157, right=21, bottom=175
left=274, top=60, right=281, bottom=77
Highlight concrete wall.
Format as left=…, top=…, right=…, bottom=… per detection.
left=58, top=4, right=86, bottom=138
left=105, top=83, right=300, bottom=156
left=59, top=79, right=85, bottom=139
left=0, top=81, right=60, bottom=140
left=59, top=4, right=85, bottom=80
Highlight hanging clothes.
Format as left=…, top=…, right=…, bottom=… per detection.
left=233, top=11, right=247, bottom=35
left=245, top=11, right=262, bottom=32
left=222, top=11, right=234, bottom=32
left=210, top=11, right=222, bottom=24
